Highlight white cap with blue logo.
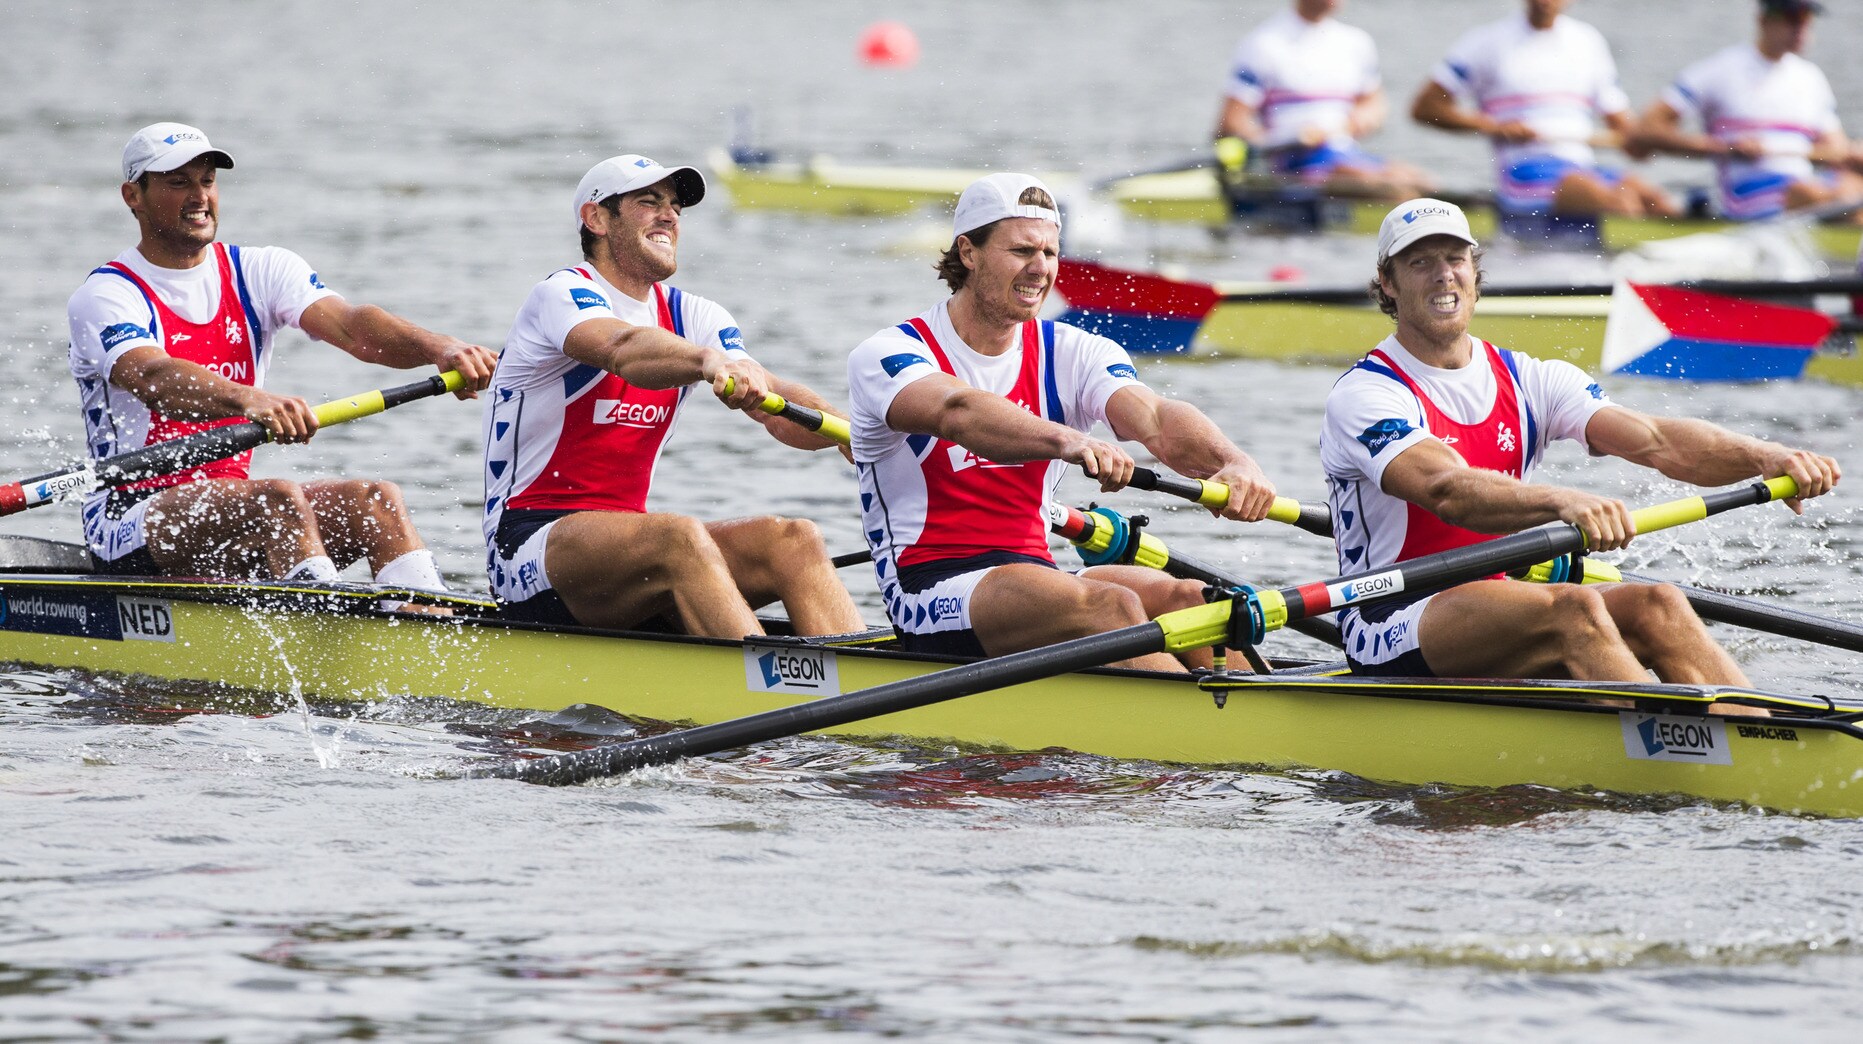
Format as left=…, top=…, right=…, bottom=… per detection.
left=574, top=155, right=706, bottom=230
left=122, top=122, right=235, bottom=183
left=1377, top=198, right=1478, bottom=264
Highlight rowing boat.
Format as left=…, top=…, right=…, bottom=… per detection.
left=1053, top=258, right=1863, bottom=386
left=4, top=553, right=1861, bottom=816
left=709, top=152, right=1863, bottom=259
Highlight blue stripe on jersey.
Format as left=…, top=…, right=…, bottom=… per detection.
left=1497, top=347, right=1538, bottom=472
left=1352, top=357, right=1404, bottom=384
left=896, top=322, right=924, bottom=342
left=226, top=245, right=264, bottom=360
left=562, top=363, right=604, bottom=401
left=92, top=267, right=159, bottom=332
left=906, top=433, right=933, bottom=458
left=666, top=285, right=687, bottom=339
left=1039, top=320, right=1064, bottom=425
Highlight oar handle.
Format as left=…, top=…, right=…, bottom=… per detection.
left=1126, top=466, right=1332, bottom=536
left=720, top=376, right=854, bottom=446
left=0, top=371, right=465, bottom=518
left=1177, top=476, right=1802, bottom=652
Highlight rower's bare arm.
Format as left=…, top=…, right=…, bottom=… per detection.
left=886, top=373, right=1132, bottom=486
left=1411, top=82, right=1534, bottom=143
left=1585, top=406, right=1840, bottom=513
left=1215, top=98, right=1264, bottom=144
left=109, top=345, right=319, bottom=443
left=561, top=315, right=757, bottom=408
left=1103, top=387, right=1274, bottom=521
left=1380, top=437, right=1633, bottom=549
left=752, top=376, right=847, bottom=452
left=298, top=298, right=495, bottom=398
left=1348, top=88, right=1388, bottom=139
left=1627, top=101, right=1720, bottom=159
left=1808, top=128, right=1859, bottom=171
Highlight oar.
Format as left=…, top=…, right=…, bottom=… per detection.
left=463, top=477, right=1799, bottom=786
left=0, top=372, right=467, bottom=518
left=1513, top=556, right=1863, bottom=653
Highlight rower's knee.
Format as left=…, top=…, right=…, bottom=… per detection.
left=1545, top=585, right=1621, bottom=658
left=251, top=479, right=315, bottom=523
left=1617, top=583, right=1699, bottom=644
left=1083, top=581, right=1150, bottom=630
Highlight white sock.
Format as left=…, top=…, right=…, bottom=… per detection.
left=373, top=549, right=446, bottom=591
left=283, top=555, right=340, bottom=582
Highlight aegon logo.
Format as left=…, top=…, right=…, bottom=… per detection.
left=594, top=400, right=670, bottom=428
left=744, top=643, right=841, bottom=695
left=1331, top=572, right=1401, bottom=604
left=116, top=596, right=175, bottom=643
left=201, top=360, right=249, bottom=381
left=1621, top=712, right=1731, bottom=765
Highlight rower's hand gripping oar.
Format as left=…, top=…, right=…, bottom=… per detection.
left=0, top=371, right=467, bottom=517
left=463, top=477, right=1801, bottom=787
left=1126, top=466, right=1331, bottom=537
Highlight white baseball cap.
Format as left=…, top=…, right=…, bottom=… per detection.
left=573, top=155, right=706, bottom=229
left=952, top=173, right=1062, bottom=243
left=1377, top=198, right=1479, bottom=263
left=122, top=122, right=235, bottom=183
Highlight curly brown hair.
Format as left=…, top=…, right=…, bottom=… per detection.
left=1367, top=249, right=1486, bottom=320
left=936, top=187, right=1057, bottom=292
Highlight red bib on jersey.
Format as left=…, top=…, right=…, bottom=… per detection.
left=896, top=317, right=1054, bottom=570
left=105, top=243, right=258, bottom=491
left=505, top=275, right=683, bottom=514
left=1370, top=339, right=1527, bottom=570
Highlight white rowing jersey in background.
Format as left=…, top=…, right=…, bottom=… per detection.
left=1430, top=13, right=1629, bottom=173
left=1224, top=7, right=1380, bottom=151
left=1662, top=44, right=1840, bottom=218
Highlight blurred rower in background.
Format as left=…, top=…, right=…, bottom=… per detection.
left=1411, top=0, right=1676, bottom=218
left=1214, top=0, right=1431, bottom=201
left=1628, top=0, right=1863, bottom=222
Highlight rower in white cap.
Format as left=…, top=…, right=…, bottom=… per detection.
left=844, top=173, right=1279, bottom=670
left=1318, top=198, right=1838, bottom=693
left=481, top=154, right=861, bottom=637
left=66, top=122, right=497, bottom=587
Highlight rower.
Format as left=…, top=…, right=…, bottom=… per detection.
left=1215, top=0, right=1431, bottom=202
left=1410, top=0, right=1676, bottom=218
left=1319, top=198, right=1839, bottom=700
left=67, top=122, right=497, bottom=587
left=482, top=155, right=862, bottom=637
left=1627, top=0, right=1863, bottom=222
left=847, top=173, right=1279, bottom=672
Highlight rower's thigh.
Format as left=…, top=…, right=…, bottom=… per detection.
left=1416, top=580, right=1613, bottom=678
left=968, top=565, right=1149, bottom=654
left=1079, top=564, right=1207, bottom=618
left=143, top=478, right=313, bottom=568
left=543, top=511, right=721, bottom=608
left=704, top=516, right=828, bottom=577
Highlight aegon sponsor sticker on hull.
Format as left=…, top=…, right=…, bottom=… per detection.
left=743, top=643, right=841, bottom=696
left=1620, top=712, right=1732, bottom=766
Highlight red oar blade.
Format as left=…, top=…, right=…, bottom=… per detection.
left=1604, top=282, right=1836, bottom=381
left=1053, top=258, right=1219, bottom=355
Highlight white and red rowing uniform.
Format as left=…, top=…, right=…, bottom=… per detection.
left=1662, top=44, right=1842, bottom=219
left=1430, top=13, right=1630, bottom=211
left=1319, top=335, right=1613, bottom=673
left=847, top=301, right=1141, bottom=648
left=66, top=243, right=336, bottom=564
left=1224, top=7, right=1382, bottom=166
left=482, top=264, right=748, bottom=607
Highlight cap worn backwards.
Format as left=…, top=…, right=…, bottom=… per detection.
left=952, top=173, right=1062, bottom=243
left=573, top=155, right=706, bottom=231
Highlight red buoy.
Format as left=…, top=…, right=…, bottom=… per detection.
left=858, top=22, right=920, bottom=67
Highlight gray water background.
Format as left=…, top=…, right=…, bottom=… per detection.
left=5, top=1, right=1863, bottom=1039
